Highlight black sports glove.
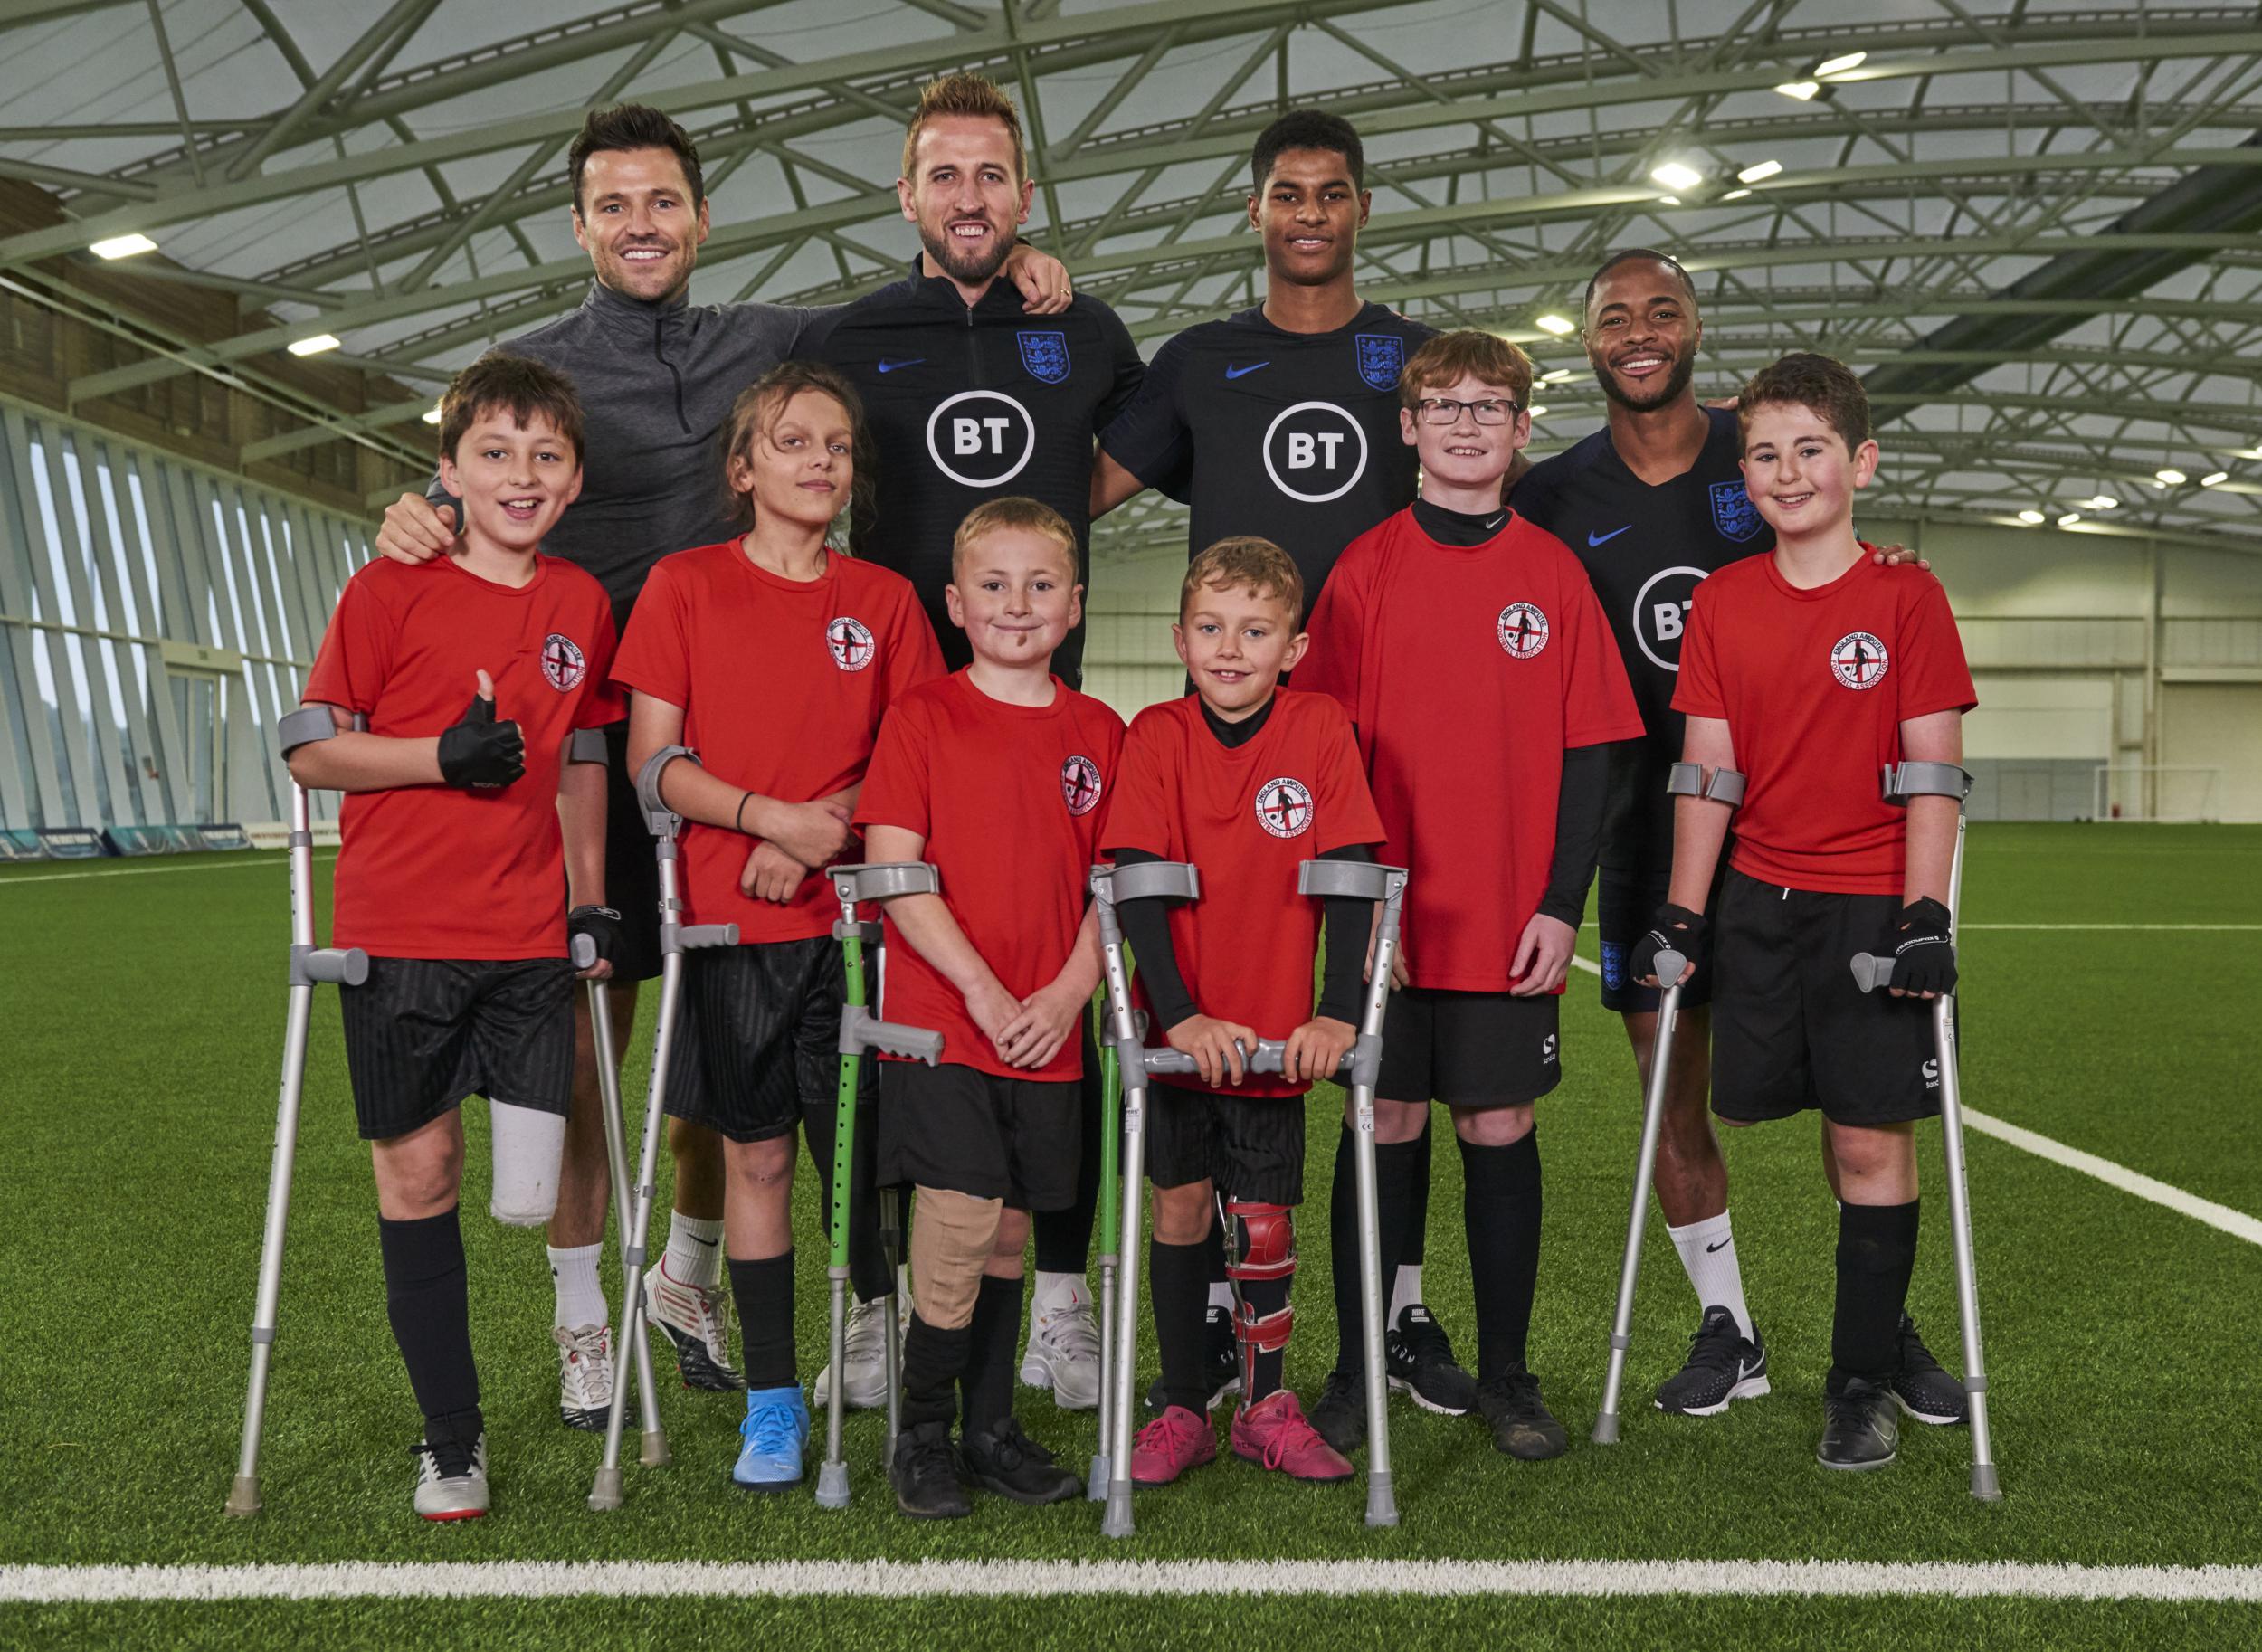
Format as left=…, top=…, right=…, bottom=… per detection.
left=1629, top=902, right=1707, bottom=987
left=437, top=691, right=524, bottom=789
left=1886, top=897, right=1956, bottom=995
left=569, top=904, right=623, bottom=971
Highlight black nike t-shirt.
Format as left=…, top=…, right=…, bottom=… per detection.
left=1099, top=302, right=1433, bottom=612
left=1511, top=404, right=1775, bottom=874
left=803, top=267, right=1144, bottom=685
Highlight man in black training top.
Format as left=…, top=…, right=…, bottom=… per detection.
left=1094, top=109, right=1462, bottom=1417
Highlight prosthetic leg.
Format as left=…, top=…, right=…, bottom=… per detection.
left=1849, top=760, right=2001, bottom=1503
left=589, top=748, right=739, bottom=1512
left=1592, top=760, right=1743, bottom=1448
left=1085, top=995, right=1123, bottom=1503
left=1093, top=858, right=1409, bottom=1538
left=224, top=744, right=368, bottom=1518
left=814, top=862, right=945, bottom=1511
left=585, top=977, right=668, bottom=1467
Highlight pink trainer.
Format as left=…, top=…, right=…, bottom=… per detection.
left=1230, top=1390, right=1354, bottom=1482
left=1129, top=1405, right=1218, bottom=1486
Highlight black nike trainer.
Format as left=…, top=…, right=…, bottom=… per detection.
left=1385, top=1304, right=1478, bottom=1415
left=1818, top=1375, right=1900, bottom=1471
left=1891, top=1314, right=1970, bottom=1425
left=1654, top=1304, right=1772, bottom=1416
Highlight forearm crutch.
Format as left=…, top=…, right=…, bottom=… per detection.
left=814, top=862, right=946, bottom=1511
left=225, top=724, right=368, bottom=1519
left=589, top=747, right=739, bottom=1512
left=1086, top=991, right=1123, bottom=1503
left=1850, top=760, right=2001, bottom=1504
left=585, top=975, right=668, bottom=1467
left=1592, top=760, right=1742, bottom=1447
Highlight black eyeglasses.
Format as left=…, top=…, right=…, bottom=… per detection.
left=1415, top=396, right=1523, bottom=426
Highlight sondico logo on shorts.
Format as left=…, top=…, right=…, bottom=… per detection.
left=541, top=633, right=586, bottom=691
left=1633, top=565, right=1709, bottom=670
left=1497, top=602, right=1550, bottom=659
left=827, top=616, right=877, bottom=672
left=1060, top=754, right=1103, bottom=816
left=1542, top=1033, right=1559, bottom=1066
left=926, top=390, right=1035, bottom=488
left=1263, top=402, right=1368, bottom=504
left=1830, top=631, right=1889, bottom=690
left=1254, top=775, right=1315, bottom=839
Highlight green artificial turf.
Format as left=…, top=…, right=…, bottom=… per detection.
left=2, top=827, right=2258, bottom=1648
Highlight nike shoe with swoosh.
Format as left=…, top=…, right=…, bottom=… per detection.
left=1654, top=1303, right=1771, bottom=1416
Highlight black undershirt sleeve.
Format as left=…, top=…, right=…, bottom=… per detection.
left=1109, top=847, right=1198, bottom=1031
left=1315, top=842, right=1377, bottom=1026
left=1536, top=744, right=1612, bottom=928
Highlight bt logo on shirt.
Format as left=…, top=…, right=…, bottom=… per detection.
left=1632, top=565, right=1710, bottom=671
left=925, top=389, right=1036, bottom=489
left=1262, top=402, right=1368, bottom=504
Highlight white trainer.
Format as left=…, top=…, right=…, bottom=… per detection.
left=553, top=1323, right=615, bottom=1430
left=411, top=1431, right=489, bottom=1521
left=1020, top=1277, right=1102, bottom=1411
left=812, top=1294, right=895, bottom=1410
left=643, top=1263, right=744, bottom=1391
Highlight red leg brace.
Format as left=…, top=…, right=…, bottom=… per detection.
left=1223, top=1198, right=1295, bottom=1398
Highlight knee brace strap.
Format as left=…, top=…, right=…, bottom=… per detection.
left=1234, top=1299, right=1294, bottom=1353
left=1223, top=1199, right=1296, bottom=1282
left=488, top=1100, right=566, bottom=1228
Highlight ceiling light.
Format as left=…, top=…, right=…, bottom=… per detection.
left=2088, top=495, right=2118, bottom=510
left=2155, top=468, right=2188, bottom=485
left=1535, top=313, right=1575, bottom=337
left=287, top=334, right=341, bottom=357
left=1774, top=81, right=1820, bottom=100
left=2017, top=509, right=2046, bottom=524
left=421, top=404, right=443, bottom=425
left=1655, top=195, right=1682, bottom=206
left=1649, top=161, right=1705, bottom=192
left=1721, top=188, right=1753, bottom=201
left=2057, top=512, right=2083, bottom=527
left=2201, top=471, right=2229, bottom=487
left=1736, top=160, right=1783, bottom=185
left=1814, top=51, right=1868, bottom=77
left=2242, top=448, right=2262, bottom=460
left=90, top=233, right=157, bottom=260
left=1526, top=406, right=1548, bottom=419
left=1541, top=368, right=1574, bottom=384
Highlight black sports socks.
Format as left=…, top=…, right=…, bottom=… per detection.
left=378, top=1206, right=481, bottom=1446
left=1460, top=1131, right=1543, bottom=1382
left=1830, top=1199, right=1920, bottom=1388
left=728, top=1250, right=798, bottom=1391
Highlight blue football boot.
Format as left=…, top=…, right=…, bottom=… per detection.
left=732, top=1384, right=811, bottom=1491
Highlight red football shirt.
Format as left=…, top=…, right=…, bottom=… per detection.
left=853, top=671, right=1126, bottom=1080
left=1673, top=547, right=1976, bottom=895
left=613, top=542, right=945, bottom=942
left=1302, top=507, right=1645, bottom=991
left=303, top=554, right=623, bottom=960
left=1102, top=689, right=1385, bottom=1097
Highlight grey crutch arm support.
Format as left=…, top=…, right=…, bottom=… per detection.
left=1881, top=761, right=1973, bottom=802
left=1666, top=761, right=1746, bottom=808
left=635, top=745, right=699, bottom=820
left=277, top=706, right=338, bottom=757
left=568, top=727, right=609, bottom=765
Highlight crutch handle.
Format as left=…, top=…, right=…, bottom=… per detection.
left=291, top=943, right=368, bottom=987
left=571, top=933, right=597, bottom=971
left=857, top=1020, right=945, bottom=1065
left=678, top=922, right=739, bottom=949
left=1651, top=948, right=1686, bottom=990
left=1141, top=1038, right=1352, bottom=1079
left=1849, top=953, right=1896, bottom=993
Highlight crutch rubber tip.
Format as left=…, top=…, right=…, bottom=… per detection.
left=587, top=1467, right=623, bottom=1512
left=1364, top=1473, right=1399, bottom=1528
left=223, top=1475, right=261, bottom=1519
left=639, top=1430, right=670, bottom=1469
left=1086, top=1454, right=1109, bottom=1503
left=815, top=1462, right=851, bottom=1510
left=1591, top=1414, right=1621, bottom=1445
left=1972, top=1464, right=2003, bottom=1503
left=1101, top=1487, right=1135, bottom=1539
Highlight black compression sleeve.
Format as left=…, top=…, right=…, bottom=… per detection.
left=1316, top=842, right=1377, bottom=1025
left=1536, top=744, right=1612, bottom=927
left=1110, top=848, right=1199, bottom=1031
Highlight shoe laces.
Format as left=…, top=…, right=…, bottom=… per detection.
left=1682, top=1311, right=1747, bottom=1373
left=1392, top=1307, right=1459, bottom=1368
left=843, top=1295, right=890, bottom=1360
left=1478, top=1369, right=1544, bottom=1420
left=554, top=1324, right=614, bottom=1401
left=1135, top=1407, right=1206, bottom=1460
left=414, top=1435, right=479, bottom=1482
left=741, top=1400, right=802, bottom=1455
left=1251, top=1402, right=1330, bottom=1473
left=1044, top=1298, right=1101, bottom=1363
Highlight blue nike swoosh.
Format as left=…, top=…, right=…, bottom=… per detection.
left=1225, top=361, right=1270, bottom=379
left=877, top=357, right=925, bottom=373
left=1588, top=525, right=1632, bottom=546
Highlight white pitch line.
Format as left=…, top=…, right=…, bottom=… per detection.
left=1959, top=923, right=2262, bottom=931
left=0, top=852, right=334, bottom=887
left=5, top=1558, right=2261, bottom=1605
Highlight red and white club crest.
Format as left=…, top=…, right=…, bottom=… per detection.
left=827, top=615, right=877, bottom=672
left=1830, top=630, right=1889, bottom=690
left=541, top=632, right=586, bottom=691
left=1060, top=754, right=1103, bottom=816
left=1497, top=602, right=1550, bottom=660
left=1254, top=775, right=1315, bottom=839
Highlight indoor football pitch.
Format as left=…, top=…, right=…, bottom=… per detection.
left=3, top=824, right=2258, bottom=1648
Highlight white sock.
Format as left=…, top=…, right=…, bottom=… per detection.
left=1668, top=1211, right=1753, bottom=1341
left=1207, top=1280, right=1235, bottom=1314
left=662, top=1212, right=724, bottom=1294
left=547, top=1242, right=606, bottom=1331
left=1388, top=1264, right=1424, bottom=1327
left=1032, top=1269, right=1086, bottom=1314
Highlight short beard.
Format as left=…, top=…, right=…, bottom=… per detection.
left=922, top=221, right=1014, bottom=289
left=1592, top=339, right=1697, bottom=413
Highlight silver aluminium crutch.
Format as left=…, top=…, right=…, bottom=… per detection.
left=814, top=862, right=945, bottom=1510
left=585, top=972, right=669, bottom=1468
left=589, top=747, right=739, bottom=1511
left=1849, top=760, right=2001, bottom=1503
left=1093, top=858, right=1410, bottom=1538
left=1592, top=759, right=1743, bottom=1446
left=226, top=715, right=369, bottom=1518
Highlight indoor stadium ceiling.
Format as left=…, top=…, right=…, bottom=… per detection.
left=2, top=0, right=2260, bottom=556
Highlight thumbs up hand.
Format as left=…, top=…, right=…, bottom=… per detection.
left=438, top=669, right=525, bottom=789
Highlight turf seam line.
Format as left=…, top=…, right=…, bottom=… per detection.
left=0, top=852, right=337, bottom=887
left=6, top=1560, right=2262, bottom=1603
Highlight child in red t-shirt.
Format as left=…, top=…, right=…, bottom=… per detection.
left=1103, top=536, right=1387, bottom=1488
left=614, top=362, right=944, bottom=1491
left=1635, top=351, right=1976, bottom=1473
left=850, top=497, right=1124, bottom=1517
left=1301, top=330, right=1644, bottom=1463
left=288, top=354, right=623, bottom=1520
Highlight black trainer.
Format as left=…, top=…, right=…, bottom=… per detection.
left=1144, top=1305, right=1242, bottom=1413
left=889, top=1419, right=971, bottom=1518
left=1385, top=1305, right=1478, bottom=1416
left=1891, top=1315, right=1968, bottom=1426
left=1653, top=1305, right=1772, bottom=1416
left=1309, top=1368, right=1365, bottom=1456
left=961, top=1416, right=1081, bottom=1505
left=1817, top=1375, right=1900, bottom=1471
left=1475, top=1369, right=1568, bottom=1461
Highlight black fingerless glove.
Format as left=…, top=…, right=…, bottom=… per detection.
left=1630, top=902, right=1707, bottom=985
left=1886, top=896, right=1956, bottom=995
left=437, top=691, right=524, bottom=789
left=569, top=904, right=623, bottom=969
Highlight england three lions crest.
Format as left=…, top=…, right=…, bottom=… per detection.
left=1708, top=479, right=1763, bottom=543
left=1018, top=330, right=1070, bottom=385
left=1354, top=333, right=1405, bottom=392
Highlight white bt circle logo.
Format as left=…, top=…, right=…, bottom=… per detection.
left=925, top=389, right=1036, bottom=488
left=1253, top=775, right=1315, bottom=839
left=1830, top=631, right=1889, bottom=690
left=1497, top=602, right=1550, bottom=659
left=828, top=616, right=877, bottom=672
left=1633, top=565, right=1708, bottom=670
left=1262, top=402, right=1368, bottom=503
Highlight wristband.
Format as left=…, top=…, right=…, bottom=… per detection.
left=736, top=792, right=752, bottom=835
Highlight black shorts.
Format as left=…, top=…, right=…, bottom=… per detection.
left=1710, top=869, right=1944, bottom=1128
left=1144, top=1084, right=1305, bottom=1206
left=879, top=1061, right=1079, bottom=1211
left=669, top=936, right=873, bottom=1144
left=600, top=721, right=663, bottom=983
left=340, top=956, right=575, bottom=1141
left=1377, top=986, right=1561, bottom=1108
left=1596, top=862, right=1723, bottom=1014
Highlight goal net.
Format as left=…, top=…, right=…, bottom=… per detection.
left=2091, top=765, right=2221, bottom=822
